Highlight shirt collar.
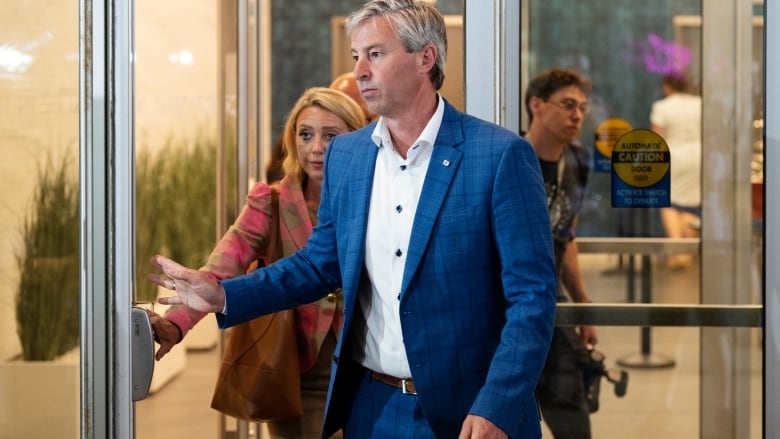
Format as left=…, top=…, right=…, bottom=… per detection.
left=370, top=94, right=445, bottom=151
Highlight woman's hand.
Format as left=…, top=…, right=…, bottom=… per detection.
left=145, top=309, right=182, bottom=361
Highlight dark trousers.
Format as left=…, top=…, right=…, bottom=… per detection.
left=536, top=326, right=592, bottom=439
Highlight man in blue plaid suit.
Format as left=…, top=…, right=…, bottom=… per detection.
left=152, top=1, right=557, bottom=437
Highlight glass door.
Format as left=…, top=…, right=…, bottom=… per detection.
left=0, top=1, right=81, bottom=438
left=132, top=0, right=270, bottom=438
left=132, top=0, right=226, bottom=438
left=493, top=0, right=766, bottom=437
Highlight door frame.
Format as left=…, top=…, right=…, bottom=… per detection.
left=764, top=1, right=779, bottom=438
left=80, top=0, right=136, bottom=437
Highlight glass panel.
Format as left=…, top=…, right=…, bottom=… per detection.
left=523, top=0, right=763, bottom=437
left=0, top=1, right=80, bottom=438
left=525, top=1, right=705, bottom=240
left=133, top=0, right=221, bottom=437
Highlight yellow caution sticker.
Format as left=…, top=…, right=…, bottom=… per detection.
left=611, top=129, right=671, bottom=207
left=593, top=118, right=632, bottom=172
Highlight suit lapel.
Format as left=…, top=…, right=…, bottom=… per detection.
left=339, top=132, right=378, bottom=295
left=401, top=104, right=464, bottom=293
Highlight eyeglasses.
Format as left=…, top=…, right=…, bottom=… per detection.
left=546, top=98, right=590, bottom=116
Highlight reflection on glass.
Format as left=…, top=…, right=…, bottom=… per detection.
left=134, top=1, right=221, bottom=437
left=134, top=0, right=219, bottom=305
left=1, top=2, right=80, bottom=438
left=525, top=1, right=763, bottom=437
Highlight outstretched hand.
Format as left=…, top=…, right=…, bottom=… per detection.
left=148, top=255, right=226, bottom=313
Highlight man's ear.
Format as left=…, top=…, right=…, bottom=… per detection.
left=528, top=95, right=544, bottom=115
left=418, top=44, right=437, bottom=75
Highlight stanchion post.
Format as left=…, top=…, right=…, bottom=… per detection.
left=617, top=210, right=676, bottom=369
left=627, top=254, right=636, bottom=303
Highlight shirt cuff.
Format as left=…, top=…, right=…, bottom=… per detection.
left=218, top=280, right=227, bottom=315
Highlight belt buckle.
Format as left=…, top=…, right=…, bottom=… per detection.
left=401, top=378, right=416, bottom=395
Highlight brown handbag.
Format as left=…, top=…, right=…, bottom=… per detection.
left=210, top=186, right=303, bottom=422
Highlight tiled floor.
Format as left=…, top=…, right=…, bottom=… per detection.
left=136, top=253, right=763, bottom=438
left=136, top=344, right=221, bottom=439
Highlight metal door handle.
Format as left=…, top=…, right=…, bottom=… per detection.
left=131, top=306, right=155, bottom=401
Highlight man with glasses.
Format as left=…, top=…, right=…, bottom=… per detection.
left=524, top=68, right=598, bottom=439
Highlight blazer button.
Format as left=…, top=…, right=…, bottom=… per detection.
left=327, top=292, right=337, bottom=302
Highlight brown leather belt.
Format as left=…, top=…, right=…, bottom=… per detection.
left=370, top=371, right=417, bottom=395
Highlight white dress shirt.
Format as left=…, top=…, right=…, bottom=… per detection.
left=355, top=95, right=445, bottom=378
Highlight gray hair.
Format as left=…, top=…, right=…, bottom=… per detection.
left=345, top=0, right=447, bottom=90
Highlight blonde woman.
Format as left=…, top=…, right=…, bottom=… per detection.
left=149, top=87, right=367, bottom=438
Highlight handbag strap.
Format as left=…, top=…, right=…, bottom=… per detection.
left=263, top=185, right=283, bottom=265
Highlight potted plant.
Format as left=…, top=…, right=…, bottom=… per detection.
left=136, top=135, right=219, bottom=304
left=15, top=153, right=80, bottom=361
left=135, top=134, right=221, bottom=391
left=2, top=153, right=80, bottom=438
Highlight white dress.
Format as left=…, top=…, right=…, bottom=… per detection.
left=650, top=93, right=702, bottom=208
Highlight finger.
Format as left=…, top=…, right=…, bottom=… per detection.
left=147, top=274, right=177, bottom=290
left=147, top=273, right=168, bottom=288
left=158, top=294, right=182, bottom=306
left=149, top=255, right=164, bottom=271
left=153, top=255, right=189, bottom=279
left=149, top=276, right=173, bottom=290
left=458, top=417, right=474, bottom=439
left=155, top=344, right=172, bottom=361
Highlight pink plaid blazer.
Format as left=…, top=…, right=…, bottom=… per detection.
left=165, top=174, right=343, bottom=372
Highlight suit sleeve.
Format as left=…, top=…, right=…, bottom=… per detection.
left=216, top=147, right=343, bottom=328
left=469, top=137, right=558, bottom=434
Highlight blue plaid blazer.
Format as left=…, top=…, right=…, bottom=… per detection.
left=219, top=101, right=557, bottom=438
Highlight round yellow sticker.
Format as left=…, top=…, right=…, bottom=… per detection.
left=595, top=118, right=632, bottom=158
left=612, top=129, right=670, bottom=188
